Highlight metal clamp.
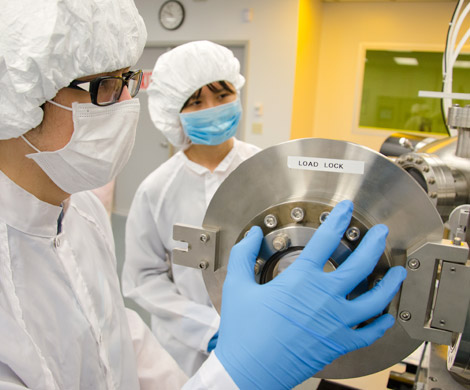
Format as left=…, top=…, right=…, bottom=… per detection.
left=398, top=239, right=470, bottom=345
left=172, top=224, right=219, bottom=271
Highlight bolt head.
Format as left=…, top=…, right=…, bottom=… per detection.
left=399, top=311, right=411, bottom=321
left=319, top=211, right=330, bottom=223
left=408, top=258, right=420, bottom=270
left=291, top=207, right=305, bottom=222
left=198, top=261, right=209, bottom=270
left=345, top=227, right=361, bottom=241
left=200, top=233, right=210, bottom=243
left=264, top=214, right=278, bottom=228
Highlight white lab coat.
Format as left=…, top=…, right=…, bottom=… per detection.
left=122, top=138, right=261, bottom=376
left=0, top=169, right=237, bottom=390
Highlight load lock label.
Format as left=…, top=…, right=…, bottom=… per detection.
left=287, top=156, right=364, bottom=174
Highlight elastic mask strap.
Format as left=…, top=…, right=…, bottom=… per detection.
left=47, top=99, right=73, bottom=112
left=20, top=135, right=42, bottom=153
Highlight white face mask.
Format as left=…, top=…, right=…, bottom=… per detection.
left=21, top=99, right=140, bottom=194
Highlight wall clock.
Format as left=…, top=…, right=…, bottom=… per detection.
left=159, top=0, right=185, bottom=31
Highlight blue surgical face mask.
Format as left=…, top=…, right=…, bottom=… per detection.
left=179, top=98, right=242, bottom=146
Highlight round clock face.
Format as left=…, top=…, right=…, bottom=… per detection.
left=159, top=0, right=185, bottom=31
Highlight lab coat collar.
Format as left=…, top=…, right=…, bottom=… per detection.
left=0, top=170, right=63, bottom=237
left=182, top=138, right=241, bottom=175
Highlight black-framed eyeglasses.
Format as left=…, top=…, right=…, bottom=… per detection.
left=67, top=70, right=143, bottom=106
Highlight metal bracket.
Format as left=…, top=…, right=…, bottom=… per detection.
left=172, top=224, right=220, bottom=271
left=398, top=239, right=470, bottom=345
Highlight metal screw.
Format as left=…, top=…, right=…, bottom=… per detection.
left=415, top=158, right=424, bottom=165
left=406, top=155, right=414, bottom=162
left=272, top=234, right=290, bottom=251
left=198, top=261, right=209, bottom=270
left=396, top=158, right=404, bottom=165
left=264, top=214, right=278, bottom=229
left=439, top=319, right=446, bottom=326
left=290, top=207, right=305, bottom=222
left=319, top=211, right=330, bottom=223
left=450, top=266, right=456, bottom=272
left=345, top=227, right=361, bottom=242
left=399, top=311, right=412, bottom=321
left=408, top=258, right=420, bottom=270
left=428, top=177, right=436, bottom=184
left=423, top=165, right=430, bottom=172
left=254, top=259, right=265, bottom=275
left=430, top=192, right=438, bottom=199
left=200, top=233, right=210, bottom=243
left=429, top=376, right=438, bottom=382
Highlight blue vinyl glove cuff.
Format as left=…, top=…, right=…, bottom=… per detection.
left=207, top=331, right=218, bottom=353
left=214, top=200, right=407, bottom=390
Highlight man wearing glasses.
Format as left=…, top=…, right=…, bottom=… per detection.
left=0, top=0, right=406, bottom=389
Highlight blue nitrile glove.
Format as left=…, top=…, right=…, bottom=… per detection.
left=214, top=200, right=407, bottom=390
left=207, top=331, right=218, bottom=353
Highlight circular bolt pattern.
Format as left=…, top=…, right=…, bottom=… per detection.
left=290, top=207, right=305, bottom=222
left=345, top=226, right=361, bottom=241
left=399, top=311, right=411, bottom=321
left=264, top=214, right=278, bottom=229
left=319, top=211, right=330, bottom=223
left=408, top=258, right=420, bottom=270
left=198, top=261, right=209, bottom=270
left=200, top=233, right=210, bottom=243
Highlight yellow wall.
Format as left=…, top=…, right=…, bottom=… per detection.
left=292, top=1, right=458, bottom=151
left=290, top=0, right=323, bottom=140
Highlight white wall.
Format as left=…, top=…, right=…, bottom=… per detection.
left=134, top=0, right=300, bottom=149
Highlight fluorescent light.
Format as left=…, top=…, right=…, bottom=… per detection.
left=454, top=60, right=470, bottom=68
left=393, top=57, right=419, bottom=66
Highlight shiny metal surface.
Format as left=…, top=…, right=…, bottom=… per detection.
left=396, top=137, right=470, bottom=220
left=201, top=138, right=444, bottom=379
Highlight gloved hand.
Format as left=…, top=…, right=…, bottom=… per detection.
left=214, top=200, right=407, bottom=390
left=207, top=331, right=218, bottom=353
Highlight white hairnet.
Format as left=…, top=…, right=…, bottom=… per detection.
left=147, top=40, right=245, bottom=148
left=0, top=0, right=147, bottom=140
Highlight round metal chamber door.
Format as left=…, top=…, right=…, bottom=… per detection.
left=202, top=138, right=444, bottom=379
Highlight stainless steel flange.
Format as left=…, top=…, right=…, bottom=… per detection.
left=195, top=138, right=444, bottom=378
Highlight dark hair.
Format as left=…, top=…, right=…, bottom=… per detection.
left=181, top=81, right=235, bottom=111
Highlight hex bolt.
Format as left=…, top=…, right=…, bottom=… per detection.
left=408, top=258, right=420, bottom=270
left=345, top=227, right=361, bottom=242
left=397, top=158, right=404, bottom=165
left=198, top=261, right=209, bottom=270
left=430, top=192, right=438, bottom=199
left=399, top=311, right=411, bottom=321
left=415, top=158, right=424, bottom=165
left=428, top=177, right=436, bottom=185
left=290, top=207, right=305, bottom=222
left=319, top=211, right=330, bottom=223
left=254, top=259, right=265, bottom=275
left=264, top=214, right=278, bottom=229
left=423, top=165, right=430, bottom=173
left=272, top=234, right=290, bottom=251
left=406, top=155, right=414, bottom=162
left=200, top=233, right=210, bottom=243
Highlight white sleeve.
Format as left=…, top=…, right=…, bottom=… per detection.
left=126, top=309, right=188, bottom=390
left=182, top=353, right=238, bottom=390
left=122, top=184, right=219, bottom=353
